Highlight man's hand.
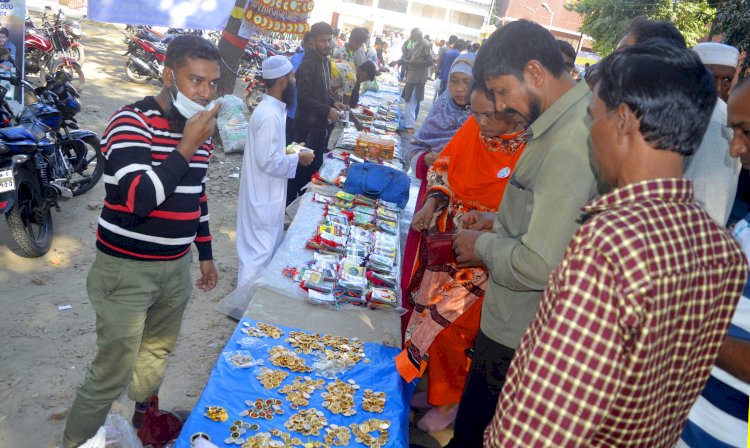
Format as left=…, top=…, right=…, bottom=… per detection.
left=424, top=152, right=438, bottom=167
left=298, top=150, right=315, bottom=166
left=453, top=230, right=484, bottom=267
left=460, top=210, right=495, bottom=231
left=328, top=108, right=341, bottom=124
left=411, top=198, right=436, bottom=232
left=177, top=102, right=222, bottom=161
left=333, top=102, right=350, bottom=112
left=196, top=260, right=218, bottom=292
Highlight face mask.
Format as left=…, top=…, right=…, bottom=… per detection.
left=170, top=85, right=216, bottom=119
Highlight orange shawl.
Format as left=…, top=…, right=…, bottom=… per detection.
left=437, top=115, right=526, bottom=209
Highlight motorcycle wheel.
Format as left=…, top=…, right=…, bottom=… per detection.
left=50, top=59, right=85, bottom=92
left=65, top=46, right=84, bottom=66
left=68, top=136, right=104, bottom=196
left=245, top=84, right=266, bottom=113
left=125, top=57, right=151, bottom=84
left=5, top=167, right=53, bottom=257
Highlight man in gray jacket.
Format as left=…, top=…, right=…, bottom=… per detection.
left=391, top=28, right=434, bottom=132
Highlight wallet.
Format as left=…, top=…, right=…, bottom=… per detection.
left=425, top=232, right=457, bottom=267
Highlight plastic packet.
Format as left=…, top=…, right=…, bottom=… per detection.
left=79, top=414, right=142, bottom=448
left=216, top=95, right=248, bottom=154
left=236, top=337, right=267, bottom=350
left=222, top=350, right=263, bottom=369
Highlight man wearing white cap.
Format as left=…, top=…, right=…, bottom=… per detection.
left=693, top=42, right=740, bottom=103
left=236, top=55, right=314, bottom=287
left=687, top=42, right=742, bottom=225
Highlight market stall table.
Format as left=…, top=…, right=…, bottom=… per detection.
left=176, top=318, right=415, bottom=447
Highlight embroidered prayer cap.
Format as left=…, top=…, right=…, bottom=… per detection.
left=693, top=42, right=740, bottom=68
left=262, top=55, right=293, bottom=80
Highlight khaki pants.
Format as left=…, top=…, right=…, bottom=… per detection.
left=63, top=251, right=192, bottom=448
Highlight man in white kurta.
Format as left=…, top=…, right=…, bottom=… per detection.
left=237, top=56, right=314, bottom=287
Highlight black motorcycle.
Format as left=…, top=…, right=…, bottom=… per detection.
left=0, top=56, right=103, bottom=256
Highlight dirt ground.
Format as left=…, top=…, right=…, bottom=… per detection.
left=0, top=18, right=242, bottom=448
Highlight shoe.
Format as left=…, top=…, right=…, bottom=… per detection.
left=132, top=401, right=149, bottom=429
left=416, top=405, right=458, bottom=433
left=410, top=391, right=433, bottom=410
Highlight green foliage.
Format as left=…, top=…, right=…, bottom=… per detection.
left=565, top=0, right=715, bottom=56
left=711, top=0, right=750, bottom=77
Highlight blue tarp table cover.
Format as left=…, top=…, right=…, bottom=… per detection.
left=176, top=318, right=415, bottom=447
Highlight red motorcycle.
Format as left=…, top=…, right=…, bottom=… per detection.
left=24, top=28, right=85, bottom=92
left=244, top=69, right=265, bottom=112
left=123, top=31, right=166, bottom=84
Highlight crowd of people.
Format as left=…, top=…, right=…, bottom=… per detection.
left=57, top=12, right=749, bottom=448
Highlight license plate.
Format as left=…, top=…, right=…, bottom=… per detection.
left=0, top=169, right=15, bottom=193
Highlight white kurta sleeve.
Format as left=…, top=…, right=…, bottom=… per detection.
left=252, top=116, right=299, bottom=179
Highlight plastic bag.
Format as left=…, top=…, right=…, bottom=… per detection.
left=221, top=350, right=263, bottom=369
left=217, top=95, right=248, bottom=154
left=79, top=414, right=142, bottom=448
left=214, top=280, right=259, bottom=320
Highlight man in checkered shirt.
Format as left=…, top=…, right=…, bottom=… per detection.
left=484, top=41, right=748, bottom=447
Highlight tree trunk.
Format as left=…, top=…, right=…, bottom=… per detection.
left=217, top=0, right=250, bottom=97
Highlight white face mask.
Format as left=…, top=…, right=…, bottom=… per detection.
left=170, top=85, right=216, bottom=119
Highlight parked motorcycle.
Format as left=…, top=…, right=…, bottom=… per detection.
left=40, top=7, right=85, bottom=65
left=123, top=31, right=166, bottom=84
left=244, top=69, right=265, bottom=112
left=0, top=53, right=103, bottom=256
left=24, top=26, right=85, bottom=92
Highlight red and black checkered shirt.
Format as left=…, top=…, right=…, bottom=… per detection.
left=484, top=178, right=748, bottom=447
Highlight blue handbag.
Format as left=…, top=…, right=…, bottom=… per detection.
left=344, top=162, right=410, bottom=209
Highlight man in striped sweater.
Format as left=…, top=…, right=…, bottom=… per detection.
left=63, top=35, right=221, bottom=447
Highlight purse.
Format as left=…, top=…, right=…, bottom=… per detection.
left=343, top=162, right=410, bottom=209
left=425, top=231, right=457, bottom=267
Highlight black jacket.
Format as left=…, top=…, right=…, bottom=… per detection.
left=294, top=49, right=334, bottom=131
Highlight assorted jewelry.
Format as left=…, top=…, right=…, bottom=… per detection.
left=268, top=346, right=314, bottom=373
left=321, top=379, right=358, bottom=416
left=224, top=420, right=257, bottom=445
left=240, top=398, right=285, bottom=420
left=204, top=405, right=229, bottom=422
left=242, top=322, right=285, bottom=339
left=279, top=376, right=325, bottom=407
left=256, top=368, right=290, bottom=389
left=350, top=418, right=391, bottom=448
left=323, top=424, right=352, bottom=446
left=283, top=408, right=328, bottom=436
left=362, top=389, right=386, bottom=413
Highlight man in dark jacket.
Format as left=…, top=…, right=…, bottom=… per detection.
left=288, top=21, right=347, bottom=204
left=391, top=28, right=434, bottom=132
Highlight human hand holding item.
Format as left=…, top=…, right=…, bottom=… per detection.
left=411, top=197, right=436, bottom=231
left=177, top=103, right=222, bottom=161
left=424, top=152, right=437, bottom=167
left=453, top=229, right=485, bottom=268
left=460, top=210, right=495, bottom=231
left=196, top=260, right=218, bottom=292
left=298, top=148, right=314, bottom=166
left=328, top=108, right=341, bottom=124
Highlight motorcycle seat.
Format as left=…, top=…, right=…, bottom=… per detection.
left=0, top=126, right=37, bottom=144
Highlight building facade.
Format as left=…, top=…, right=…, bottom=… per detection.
left=494, top=0, right=592, bottom=51
left=311, top=0, right=494, bottom=41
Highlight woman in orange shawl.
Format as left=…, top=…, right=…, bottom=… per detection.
left=395, top=85, right=527, bottom=432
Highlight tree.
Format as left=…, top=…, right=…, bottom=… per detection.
left=217, top=0, right=251, bottom=97
left=566, top=0, right=715, bottom=56
left=710, top=0, right=750, bottom=77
